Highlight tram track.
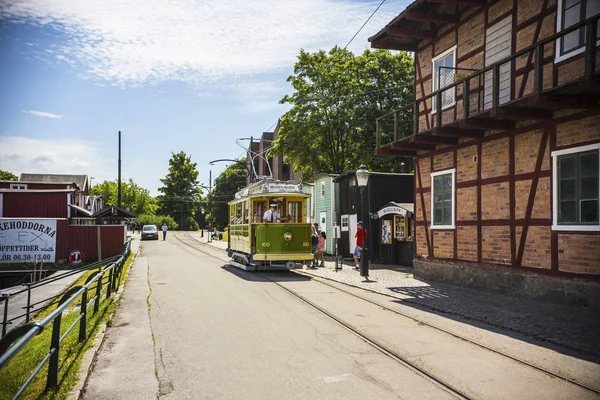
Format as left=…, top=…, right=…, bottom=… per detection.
left=173, top=233, right=600, bottom=398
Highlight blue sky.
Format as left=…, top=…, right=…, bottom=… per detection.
left=0, top=0, right=407, bottom=195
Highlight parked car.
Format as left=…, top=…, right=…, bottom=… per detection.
left=141, top=225, right=159, bottom=240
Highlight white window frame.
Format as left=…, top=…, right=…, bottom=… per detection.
left=341, top=215, right=349, bottom=231
left=431, top=45, right=457, bottom=113
left=555, top=0, right=600, bottom=63
left=551, top=142, right=600, bottom=231
left=430, top=169, right=456, bottom=229
left=321, top=182, right=326, bottom=197
left=10, top=183, right=27, bottom=190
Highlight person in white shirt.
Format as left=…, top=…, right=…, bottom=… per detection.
left=263, top=204, right=280, bottom=223
left=161, top=223, right=168, bottom=240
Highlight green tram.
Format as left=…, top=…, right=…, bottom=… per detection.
left=226, top=180, right=312, bottom=271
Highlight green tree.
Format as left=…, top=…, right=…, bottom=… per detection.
left=206, top=160, right=247, bottom=230
left=90, top=179, right=157, bottom=215
left=157, top=152, right=202, bottom=230
left=274, top=47, right=414, bottom=178
left=0, top=170, right=18, bottom=181
left=135, top=214, right=179, bottom=230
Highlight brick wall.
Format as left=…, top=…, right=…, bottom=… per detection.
left=410, top=0, right=600, bottom=279
left=558, top=235, right=600, bottom=274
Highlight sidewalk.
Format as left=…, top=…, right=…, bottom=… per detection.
left=203, top=237, right=600, bottom=359
left=0, top=237, right=140, bottom=336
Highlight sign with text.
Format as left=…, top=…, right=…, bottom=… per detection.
left=0, top=219, right=57, bottom=263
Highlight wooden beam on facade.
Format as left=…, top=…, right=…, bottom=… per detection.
left=460, top=118, right=516, bottom=131
left=371, top=40, right=418, bottom=52
left=427, top=0, right=486, bottom=5
left=528, top=95, right=600, bottom=110
left=392, top=142, right=436, bottom=151
left=411, top=135, right=458, bottom=145
left=386, top=27, right=434, bottom=40
left=405, top=11, right=460, bottom=24
left=434, top=127, right=484, bottom=138
left=490, top=107, right=553, bottom=120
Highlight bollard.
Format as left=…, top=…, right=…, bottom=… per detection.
left=46, top=313, right=62, bottom=389
left=79, top=288, right=88, bottom=342
left=26, top=284, right=32, bottom=323
left=360, top=247, right=369, bottom=280
left=1, top=294, right=9, bottom=337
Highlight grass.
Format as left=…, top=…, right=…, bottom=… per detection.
left=0, top=253, right=134, bottom=400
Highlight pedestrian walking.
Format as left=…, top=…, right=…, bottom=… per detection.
left=162, top=222, right=168, bottom=240
left=317, top=231, right=326, bottom=267
left=311, top=223, right=319, bottom=267
left=353, top=221, right=368, bottom=270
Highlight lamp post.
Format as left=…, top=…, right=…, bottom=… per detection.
left=355, top=165, right=370, bottom=280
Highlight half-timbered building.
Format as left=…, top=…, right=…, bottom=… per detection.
left=371, top=0, right=600, bottom=306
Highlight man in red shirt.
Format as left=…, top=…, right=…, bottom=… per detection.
left=353, top=221, right=368, bottom=270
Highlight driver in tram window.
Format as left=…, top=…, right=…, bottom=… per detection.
left=263, top=203, right=280, bottom=223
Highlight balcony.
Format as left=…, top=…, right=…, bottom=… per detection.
left=376, top=15, right=600, bottom=156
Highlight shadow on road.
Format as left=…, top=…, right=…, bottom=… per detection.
left=220, top=265, right=313, bottom=283
left=386, top=281, right=600, bottom=363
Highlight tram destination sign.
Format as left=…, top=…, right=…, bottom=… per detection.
left=0, top=219, right=57, bottom=263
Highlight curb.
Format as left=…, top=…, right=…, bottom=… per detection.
left=68, top=241, right=141, bottom=400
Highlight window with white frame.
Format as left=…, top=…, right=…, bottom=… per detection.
left=341, top=215, right=349, bottom=231
left=10, top=183, right=27, bottom=190
left=556, top=0, right=600, bottom=61
left=432, top=46, right=456, bottom=112
left=552, top=143, right=599, bottom=230
left=431, top=169, right=455, bottom=228
left=321, top=182, right=326, bottom=197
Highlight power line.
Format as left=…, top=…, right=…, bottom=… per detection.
left=344, top=0, right=387, bottom=50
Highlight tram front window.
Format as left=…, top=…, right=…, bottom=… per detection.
left=287, top=202, right=302, bottom=223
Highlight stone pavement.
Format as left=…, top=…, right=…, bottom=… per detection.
left=204, top=237, right=600, bottom=359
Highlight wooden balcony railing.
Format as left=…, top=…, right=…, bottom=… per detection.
left=376, top=14, right=600, bottom=153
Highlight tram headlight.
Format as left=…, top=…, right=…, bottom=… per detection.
left=283, top=232, right=292, bottom=241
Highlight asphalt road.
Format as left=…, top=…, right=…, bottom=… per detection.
left=82, top=235, right=455, bottom=400
left=82, top=234, right=599, bottom=400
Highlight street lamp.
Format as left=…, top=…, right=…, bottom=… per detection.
left=355, top=165, right=370, bottom=281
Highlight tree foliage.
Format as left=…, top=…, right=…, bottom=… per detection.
left=135, top=214, right=179, bottom=230
left=0, top=170, right=18, bottom=181
left=274, top=47, right=414, bottom=179
left=206, top=160, right=247, bottom=230
left=157, top=152, right=202, bottom=230
left=90, top=178, right=157, bottom=215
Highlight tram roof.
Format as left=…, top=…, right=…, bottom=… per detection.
left=232, top=180, right=308, bottom=201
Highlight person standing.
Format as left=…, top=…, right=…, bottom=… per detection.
left=317, top=231, right=327, bottom=267
left=311, top=223, right=319, bottom=267
left=162, top=223, right=168, bottom=241
left=353, top=221, right=368, bottom=270
left=263, top=204, right=280, bottom=223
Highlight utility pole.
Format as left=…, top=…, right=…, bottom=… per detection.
left=118, top=131, right=122, bottom=208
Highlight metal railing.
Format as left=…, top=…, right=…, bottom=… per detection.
left=376, top=14, right=600, bottom=147
left=0, top=253, right=125, bottom=337
left=0, top=240, right=131, bottom=399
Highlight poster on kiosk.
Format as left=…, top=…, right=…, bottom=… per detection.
left=0, top=219, right=57, bottom=263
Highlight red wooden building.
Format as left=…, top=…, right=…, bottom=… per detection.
left=371, top=0, right=600, bottom=307
left=0, top=174, right=128, bottom=262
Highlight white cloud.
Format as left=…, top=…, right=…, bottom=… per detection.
left=0, top=136, right=114, bottom=180
left=22, top=109, right=63, bottom=119
left=0, top=0, right=403, bottom=92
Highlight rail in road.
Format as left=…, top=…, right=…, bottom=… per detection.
left=173, top=232, right=600, bottom=399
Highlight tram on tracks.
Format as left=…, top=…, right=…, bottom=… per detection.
left=226, top=179, right=312, bottom=271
